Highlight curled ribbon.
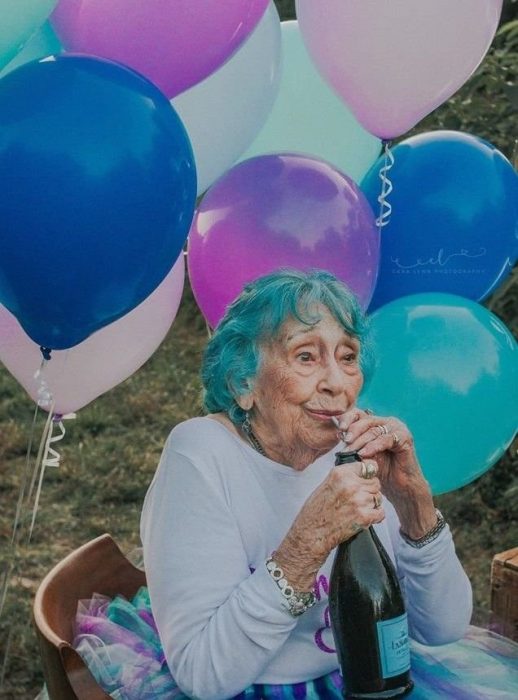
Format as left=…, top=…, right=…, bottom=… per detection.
left=376, top=140, right=395, bottom=229
left=28, top=412, right=76, bottom=542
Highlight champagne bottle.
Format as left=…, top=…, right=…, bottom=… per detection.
left=329, top=450, right=413, bottom=699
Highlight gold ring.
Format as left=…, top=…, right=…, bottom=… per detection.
left=373, top=493, right=382, bottom=509
left=367, top=462, right=378, bottom=478
left=392, top=432, right=400, bottom=447
left=360, top=462, right=377, bottom=479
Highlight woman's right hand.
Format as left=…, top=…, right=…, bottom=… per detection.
left=273, top=461, right=384, bottom=591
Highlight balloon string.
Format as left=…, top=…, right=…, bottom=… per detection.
left=0, top=628, right=13, bottom=689
left=34, top=358, right=53, bottom=411
left=28, top=415, right=74, bottom=543
left=0, top=407, right=54, bottom=621
left=26, top=406, right=54, bottom=510
left=10, top=402, right=40, bottom=546
left=0, top=565, right=13, bottom=622
left=375, top=140, right=394, bottom=229
left=1, top=359, right=49, bottom=621
left=26, top=359, right=54, bottom=506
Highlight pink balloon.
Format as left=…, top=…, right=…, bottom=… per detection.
left=51, top=0, right=269, bottom=98
left=295, top=0, right=502, bottom=139
left=188, top=154, right=379, bottom=327
left=0, top=256, right=184, bottom=415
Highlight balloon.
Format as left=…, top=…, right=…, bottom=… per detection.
left=0, top=0, right=57, bottom=69
left=0, top=256, right=185, bottom=415
left=51, top=0, right=269, bottom=98
left=0, top=55, right=196, bottom=350
left=188, top=154, right=380, bottom=328
left=0, top=22, right=61, bottom=78
left=241, top=20, right=381, bottom=184
left=361, top=131, right=518, bottom=311
left=360, top=294, right=518, bottom=495
left=295, top=0, right=502, bottom=139
left=173, top=2, right=281, bottom=196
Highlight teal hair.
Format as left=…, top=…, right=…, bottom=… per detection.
left=201, top=269, right=373, bottom=424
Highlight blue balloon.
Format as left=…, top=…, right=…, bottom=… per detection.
left=361, top=294, right=518, bottom=495
left=361, top=131, right=518, bottom=311
left=0, top=55, right=196, bottom=350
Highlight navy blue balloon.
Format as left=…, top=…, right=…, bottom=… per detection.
left=361, top=131, right=518, bottom=311
left=0, top=55, right=196, bottom=350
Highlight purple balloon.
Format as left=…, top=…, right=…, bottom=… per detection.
left=188, top=154, right=380, bottom=327
left=51, top=0, right=269, bottom=98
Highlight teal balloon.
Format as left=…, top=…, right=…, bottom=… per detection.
left=241, top=19, right=381, bottom=183
left=361, top=294, right=518, bottom=495
left=0, top=0, right=57, bottom=69
left=0, top=22, right=61, bottom=78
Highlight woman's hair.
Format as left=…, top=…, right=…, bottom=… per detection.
left=201, top=269, right=373, bottom=424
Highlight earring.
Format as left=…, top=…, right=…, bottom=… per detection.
left=242, top=411, right=252, bottom=434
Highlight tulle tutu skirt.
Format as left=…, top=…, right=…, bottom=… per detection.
left=74, top=587, right=518, bottom=699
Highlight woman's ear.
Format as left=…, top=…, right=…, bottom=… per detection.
left=236, top=392, right=253, bottom=411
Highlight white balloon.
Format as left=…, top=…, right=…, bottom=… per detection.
left=173, top=1, right=282, bottom=195
left=241, top=20, right=381, bottom=183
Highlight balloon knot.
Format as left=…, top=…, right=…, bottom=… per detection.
left=40, top=347, right=52, bottom=361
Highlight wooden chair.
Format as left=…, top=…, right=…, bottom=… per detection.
left=491, top=546, right=518, bottom=642
left=33, top=533, right=146, bottom=700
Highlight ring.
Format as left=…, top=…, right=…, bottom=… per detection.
left=392, top=432, right=400, bottom=447
left=374, top=424, right=389, bottom=437
left=361, top=461, right=377, bottom=479
left=364, top=408, right=373, bottom=415
left=373, top=493, right=382, bottom=509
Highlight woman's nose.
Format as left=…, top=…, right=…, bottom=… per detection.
left=318, top=359, right=344, bottom=394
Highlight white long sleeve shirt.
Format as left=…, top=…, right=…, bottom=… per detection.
left=141, top=417, right=472, bottom=700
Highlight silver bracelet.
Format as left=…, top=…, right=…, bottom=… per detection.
left=399, top=508, right=447, bottom=548
left=265, top=557, right=316, bottom=617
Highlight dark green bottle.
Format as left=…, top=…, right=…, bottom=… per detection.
left=329, top=451, right=414, bottom=699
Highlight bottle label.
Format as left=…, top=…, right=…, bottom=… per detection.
left=376, top=613, right=411, bottom=678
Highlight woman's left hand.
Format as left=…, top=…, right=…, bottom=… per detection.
left=335, top=408, right=438, bottom=539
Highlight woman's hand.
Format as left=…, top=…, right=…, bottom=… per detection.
left=274, top=460, right=384, bottom=591
left=337, top=408, right=438, bottom=540
left=336, top=408, right=422, bottom=498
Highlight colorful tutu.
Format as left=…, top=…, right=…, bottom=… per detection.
left=74, top=587, right=518, bottom=699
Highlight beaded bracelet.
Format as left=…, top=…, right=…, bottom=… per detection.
left=399, top=508, right=447, bottom=548
left=265, top=557, right=316, bottom=617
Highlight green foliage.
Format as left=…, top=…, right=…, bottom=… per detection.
left=274, top=0, right=296, bottom=21
left=411, top=14, right=517, bottom=159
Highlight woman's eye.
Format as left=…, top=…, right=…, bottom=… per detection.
left=342, top=352, right=357, bottom=364
left=297, top=351, right=314, bottom=362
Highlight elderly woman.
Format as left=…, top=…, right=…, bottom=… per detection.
left=139, top=269, right=472, bottom=699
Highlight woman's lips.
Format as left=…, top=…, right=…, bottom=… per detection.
left=306, top=409, right=344, bottom=422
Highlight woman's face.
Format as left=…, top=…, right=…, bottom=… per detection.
left=247, top=306, right=363, bottom=469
